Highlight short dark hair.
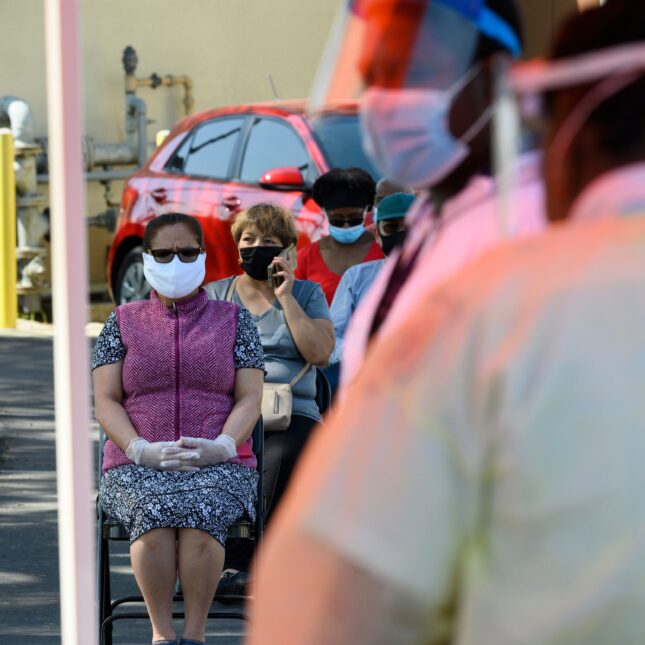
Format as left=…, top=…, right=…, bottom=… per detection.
left=473, top=0, right=523, bottom=63
left=143, top=213, right=204, bottom=249
left=548, top=0, right=645, bottom=160
left=312, top=167, right=376, bottom=210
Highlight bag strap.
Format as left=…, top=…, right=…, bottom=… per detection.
left=290, top=362, right=312, bottom=387
left=228, top=273, right=310, bottom=387
left=225, top=276, right=240, bottom=302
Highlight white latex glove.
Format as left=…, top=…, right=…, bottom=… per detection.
left=125, top=437, right=200, bottom=472
left=177, top=434, right=237, bottom=466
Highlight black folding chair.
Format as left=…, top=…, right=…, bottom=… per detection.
left=97, top=419, right=264, bottom=645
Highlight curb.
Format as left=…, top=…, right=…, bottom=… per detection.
left=0, top=319, right=104, bottom=339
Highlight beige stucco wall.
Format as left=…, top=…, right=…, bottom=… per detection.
left=0, top=0, right=342, bottom=292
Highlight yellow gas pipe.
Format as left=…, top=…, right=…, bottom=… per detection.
left=0, top=129, right=17, bottom=328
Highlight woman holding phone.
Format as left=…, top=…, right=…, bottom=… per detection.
left=205, top=203, right=334, bottom=529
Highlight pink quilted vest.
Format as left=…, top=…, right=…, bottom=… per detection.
left=102, top=289, right=257, bottom=472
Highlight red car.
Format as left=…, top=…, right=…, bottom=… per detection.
left=107, top=100, right=379, bottom=303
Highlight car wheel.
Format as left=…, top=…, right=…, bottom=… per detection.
left=114, top=247, right=151, bottom=304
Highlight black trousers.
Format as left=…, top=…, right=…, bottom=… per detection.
left=263, top=414, right=319, bottom=525
left=223, top=413, right=319, bottom=571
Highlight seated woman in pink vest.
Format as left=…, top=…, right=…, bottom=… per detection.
left=92, top=213, right=264, bottom=645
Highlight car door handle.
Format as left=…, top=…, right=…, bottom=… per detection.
left=222, top=196, right=241, bottom=210
left=151, top=188, right=168, bottom=203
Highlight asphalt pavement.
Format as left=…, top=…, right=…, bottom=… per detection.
left=0, top=326, right=247, bottom=645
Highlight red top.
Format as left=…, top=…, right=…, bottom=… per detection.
left=295, top=239, right=384, bottom=305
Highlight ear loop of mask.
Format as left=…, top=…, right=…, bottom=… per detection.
left=461, top=103, right=495, bottom=147
left=548, top=71, right=642, bottom=169
left=449, top=62, right=495, bottom=151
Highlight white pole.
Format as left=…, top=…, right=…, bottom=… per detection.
left=493, top=57, right=521, bottom=238
left=44, top=1, right=96, bottom=644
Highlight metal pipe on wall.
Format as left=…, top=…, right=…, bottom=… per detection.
left=36, top=46, right=188, bottom=179
left=135, top=74, right=194, bottom=115
left=132, top=95, right=148, bottom=166
left=4, top=45, right=196, bottom=311
left=0, top=95, right=48, bottom=313
left=122, top=45, right=194, bottom=116
left=0, top=96, right=35, bottom=144
left=7, top=46, right=192, bottom=184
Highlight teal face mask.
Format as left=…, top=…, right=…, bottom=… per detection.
left=328, top=223, right=365, bottom=245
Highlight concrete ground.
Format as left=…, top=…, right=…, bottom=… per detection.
left=0, top=324, right=247, bottom=644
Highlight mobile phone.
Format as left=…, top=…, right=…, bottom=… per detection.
left=267, top=244, right=297, bottom=289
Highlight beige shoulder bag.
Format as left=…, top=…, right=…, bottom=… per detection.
left=225, top=277, right=311, bottom=431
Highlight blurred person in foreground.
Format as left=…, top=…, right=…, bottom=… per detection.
left=338, top=0, right=546, bottom=391
left=329, top=191, right=414, bottom=365
left=249, top=2, right=645, bottom=644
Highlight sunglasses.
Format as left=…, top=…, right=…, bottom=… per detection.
left=325, top=207, right=368, bottom=229
left=327, top=217, right=365, bottom=228
left=377, top=220, right=406, bottom=236
left=145, top=247, right=203, bottom=264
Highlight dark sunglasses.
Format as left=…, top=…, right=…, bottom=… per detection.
left=328, top=217, right=365, bottom=228
left=146, top=247, right=203, bottom=264
left=377, top=220, right=407, bottom=236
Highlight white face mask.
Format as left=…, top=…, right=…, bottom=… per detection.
left=143, top=253, right=206, bottom=300
left=360, top=64, right=492, bottom=189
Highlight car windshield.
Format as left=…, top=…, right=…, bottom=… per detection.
left=310, top=113, right=381, bottom=180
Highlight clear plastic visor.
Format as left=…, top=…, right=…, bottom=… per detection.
left=310, top=1, right=480, bottom=109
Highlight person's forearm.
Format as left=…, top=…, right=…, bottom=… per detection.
left=221, top=394, right=261, bottom=447
left=94, top=397, right=139, bottom=452
left=279, top=294, right=335, bottom=365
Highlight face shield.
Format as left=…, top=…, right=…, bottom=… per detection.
left=311, top=0, right=522, bottom=188
left=311, top=0, right=521, bottom=103
left=494, top=42, right=645, bottom=228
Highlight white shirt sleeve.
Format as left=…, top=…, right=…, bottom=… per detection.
left=329, top=269, right=356, bottom=364
left=338, top=253, right=398, bottom=389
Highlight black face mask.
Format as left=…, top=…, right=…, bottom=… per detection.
left=380, top=230, right=407, bottom=257
left=239, top=246, right=283, bottom=281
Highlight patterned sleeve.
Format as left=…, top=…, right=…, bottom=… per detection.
left=91, top=310, right=125, bottom=370
left=234, top=307, right=265, bottom=371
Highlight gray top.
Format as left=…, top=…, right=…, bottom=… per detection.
left=205, top=277, right=331, bottom=421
